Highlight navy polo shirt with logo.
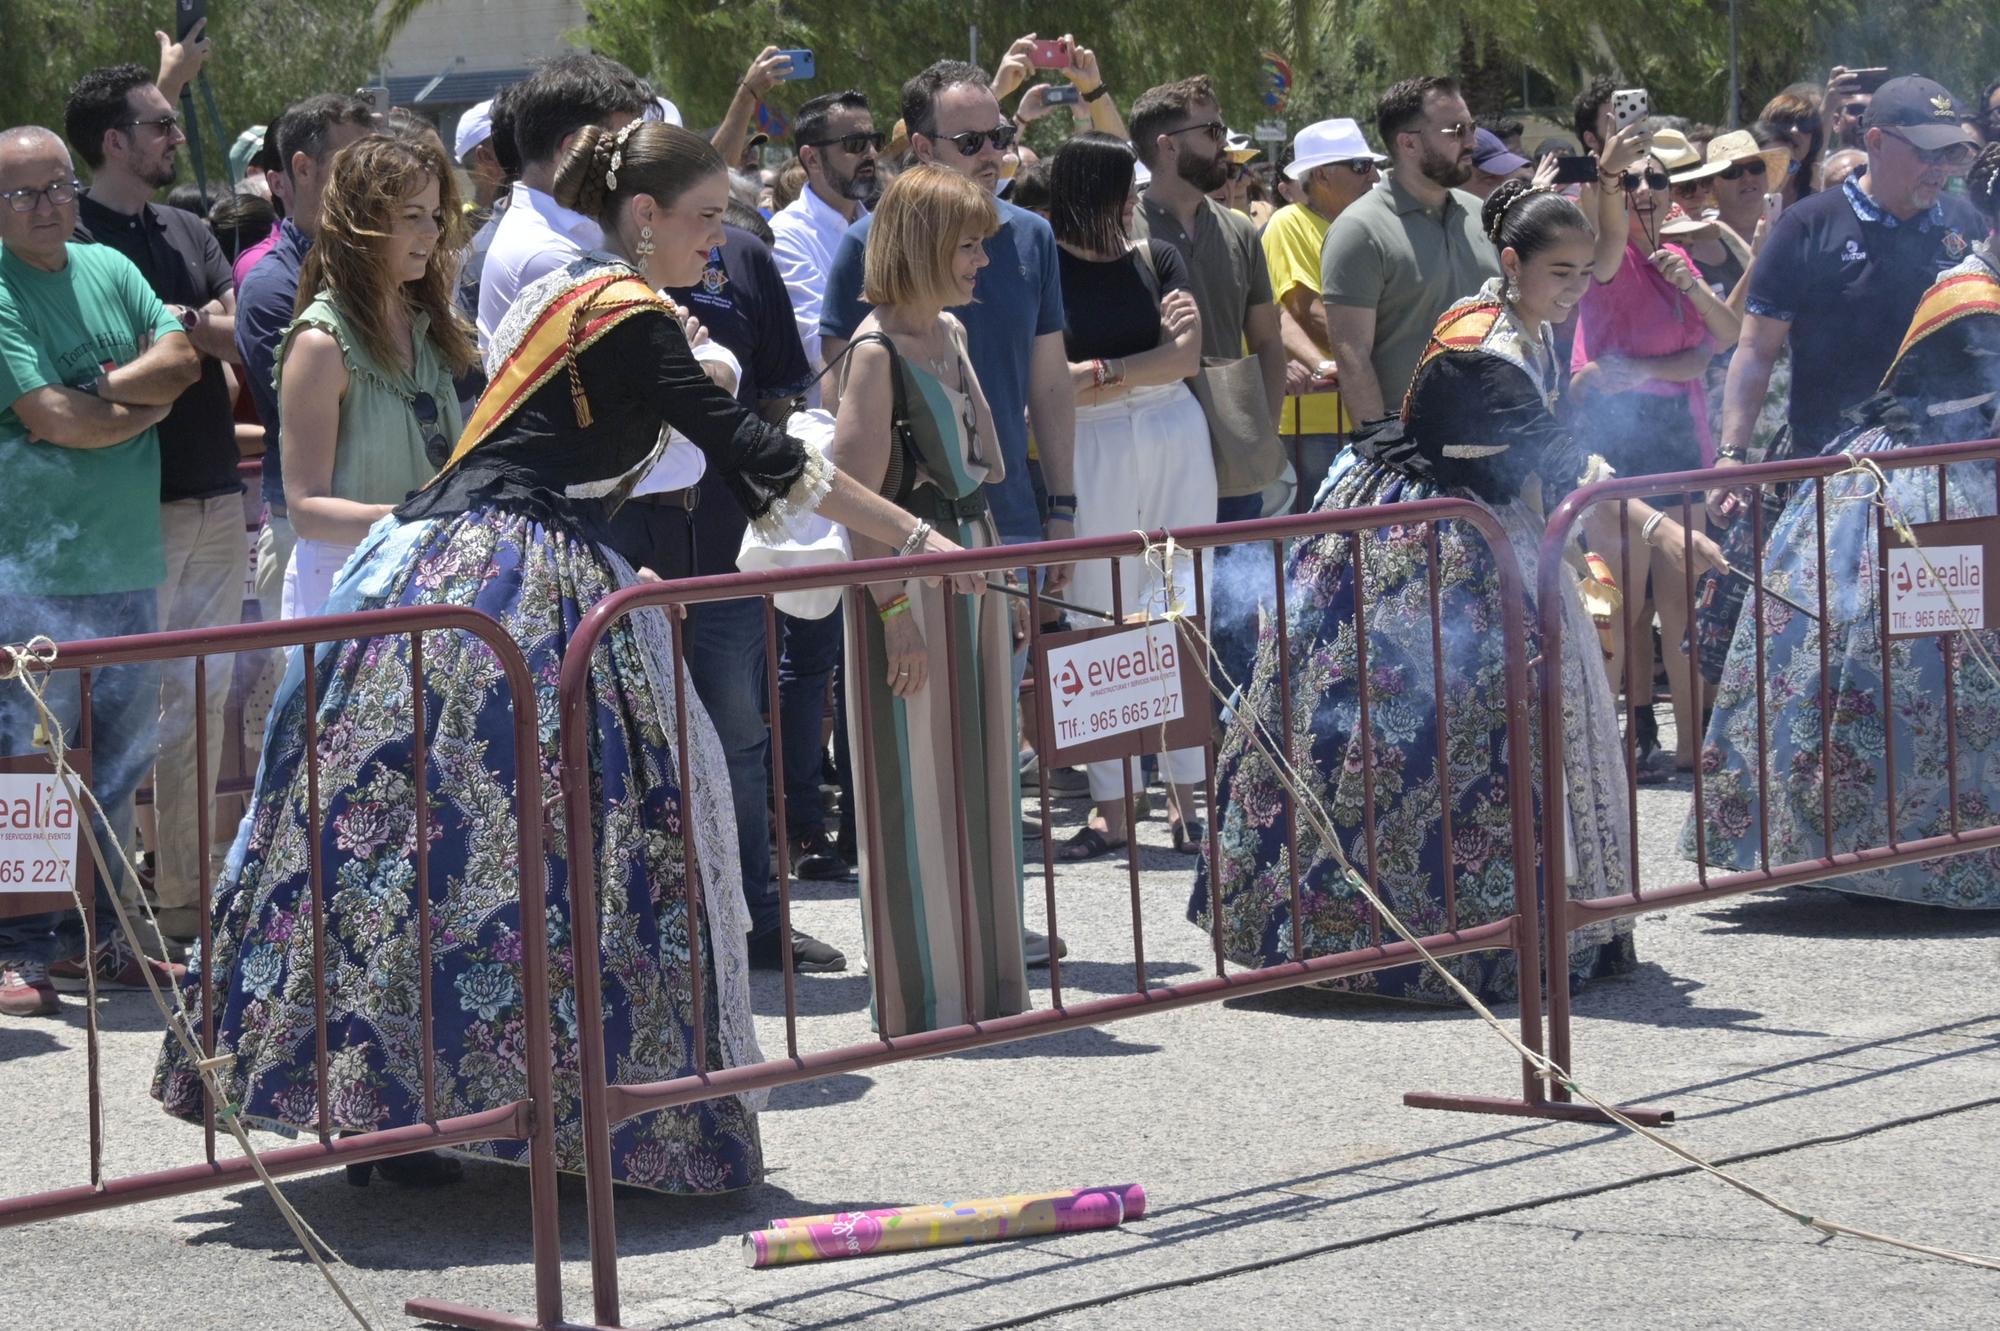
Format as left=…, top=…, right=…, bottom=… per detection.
left=663, top=223, right=813, bottom=575
left=1747, top=176, right=1982, bottom=450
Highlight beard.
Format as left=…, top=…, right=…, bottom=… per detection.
left=1418, top=141, right=1472, bottom=190
left=831, top=161, right=881, bottom=207
left=137, top=153, right=178, bottom=190
left=1178, top=148, right=1230, bottom=194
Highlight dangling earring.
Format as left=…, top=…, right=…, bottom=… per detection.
left=1502, top=275, right=1519, bottom=305
left=635, top=224, right=655, bottom=262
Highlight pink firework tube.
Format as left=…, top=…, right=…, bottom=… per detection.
left=744, top=1189, right=1125, bottom=1268
left=767, top=1183, right=1148, bottom=1230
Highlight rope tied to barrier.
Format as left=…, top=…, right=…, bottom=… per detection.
left=1824, top=452, right=2000, bottom=692
left=2, top=638, right=377, bottom=1330
left=1123, top=529, right=2000, bottom=1273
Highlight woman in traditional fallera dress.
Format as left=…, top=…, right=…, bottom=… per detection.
left=1190, top=174, right=1725, bottom=1003
left=153, top=121, right=968, bottom=1190
left=1682, top=145, right=2000, bottom=910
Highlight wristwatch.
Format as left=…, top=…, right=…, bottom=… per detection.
left=1083, top=84, right=1112, bottom=103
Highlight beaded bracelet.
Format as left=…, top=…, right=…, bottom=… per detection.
left=878, top=593, right=911, bottom=621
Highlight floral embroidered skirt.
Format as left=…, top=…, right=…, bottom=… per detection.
left=153, top=506, right=764, bottom=1193
left=1683, top=430, right=2000, bottom=907
left=1188, top=463, right=1637, bottom=1003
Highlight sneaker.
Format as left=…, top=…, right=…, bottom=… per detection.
left=790, top=827, right=854, bottom=882
left=749, top=927, right=848, bottom=973
left=0, top=960, right=60, bottom=1017
left=48, top=933, right=187, bottom=994
left=1041, top=765, right=1090, bottom=796
left=1024, top=930, right=1067, bottom=968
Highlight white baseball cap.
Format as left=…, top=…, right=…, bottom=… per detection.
left=453, top=99, right=494, bottom=163
left=1285, top=118, right=1386, bottom=180
left=646, top=95, right=684, bottom=127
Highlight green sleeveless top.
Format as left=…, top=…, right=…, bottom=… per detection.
left=274, top=291, right=462, bottom=507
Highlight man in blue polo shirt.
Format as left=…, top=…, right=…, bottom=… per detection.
left=818, top=60, right=1077, bottom=576
left=1717, top=76, right=1982, bottom=469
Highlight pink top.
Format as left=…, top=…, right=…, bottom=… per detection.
left=1571, top=241, right=1716, bottom=462
left=232, top=224, right=281, bottom=293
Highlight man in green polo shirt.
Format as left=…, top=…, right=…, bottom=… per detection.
left=0, top=125, right=198, bottom=1017
left=1321, top=76, right=1501, bottom=425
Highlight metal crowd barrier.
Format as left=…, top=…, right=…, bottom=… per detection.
left=469, top=502, right=1559, bottom=1331
left=0, top=608, right=570, bottom=1331
left=1535, top=437, right=2000, bottom=1125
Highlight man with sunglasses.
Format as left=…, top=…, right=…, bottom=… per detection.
left=0, top=125, right=201, bottom=1016
left=1718, top=75, right=1982, bottom=485
left=1262, top=118, right=1384, bottom=502
left=1321, top=74, right=1498, bottom=427
left=64, top=62, right=246, bottom=950
left=772, top=89, right=881, bottom=382
left=820, top=61, right=1075, bottom=579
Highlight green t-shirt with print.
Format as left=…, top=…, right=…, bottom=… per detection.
left=0, top=242, right=180, bottom=596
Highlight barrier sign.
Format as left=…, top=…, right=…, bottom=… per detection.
left=0, top=756, right=87, bottom=921
left=1034, top=618, right=1210, bottom=765
left=1880, top=516, right=2000, bottom=638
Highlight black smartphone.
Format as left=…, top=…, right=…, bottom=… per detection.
left=1553, top=155, right=1599, bottom=185
left=175, top=0, right=206, bottom=41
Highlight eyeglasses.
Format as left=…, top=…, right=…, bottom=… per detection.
left=1839, top=102, right=1870, bottom=120
left=1621, top=170, right=1671, bottom=192
left=802, top=131, right=884, bottom=156
left=411, top=391, right=451, bottom=466
left=1337, top=159, right=1379, bottom=175
left=0, top=178, right=82, bottom=212
left=1165, top=120, right=1227, bottom=144
left=118, top=114, right=182, bottom=135
left=1429, top=121, right=1477, bottom=140
left=1717, top=159, right=1768, bottom=181
left=934, top=124, right=1017, bottom=156
left=1775, top=118, right=1817, bottom=138
left=1884, top=130, right=1978, bottom=168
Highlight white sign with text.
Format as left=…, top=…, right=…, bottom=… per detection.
left=0, top=773, right=79, bottom=894
left=1043, top=622, right=1186, bottom=749
left=1885, top=545, right=1985, bottom=635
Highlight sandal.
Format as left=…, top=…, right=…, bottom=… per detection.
left=1169, top=816, right=1206, bottom=854
left=1059, top=826, right=1126, bottom=862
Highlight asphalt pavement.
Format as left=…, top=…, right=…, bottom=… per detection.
left=4, top=774, right=1999, bottom=1330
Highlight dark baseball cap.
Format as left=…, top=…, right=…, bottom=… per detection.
left=1864, top=75, right=1978, bottom=149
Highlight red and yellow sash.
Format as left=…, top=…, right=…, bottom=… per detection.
left=1400, top=300, right=1503, bottom=422
left=429, top=272, right=668, bottom=480
left=1882, top=269, right=2000, bottom=390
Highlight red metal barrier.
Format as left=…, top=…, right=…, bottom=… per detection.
left=0, top=607, right=569, bottom=1331
left=504, top=502, right=1557, bottom=1331
left=1534, top=438, right=2000, bottom=1125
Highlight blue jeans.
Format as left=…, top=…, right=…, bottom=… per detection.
left=0, top=591, right=160, bottom=964
left=777, top=606, right=844, bottom=833
left=680, top=597, right=780, bottom=938
left=1209, top=493, right=1270, bottom=713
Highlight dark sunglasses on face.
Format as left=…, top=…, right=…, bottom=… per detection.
left=1776, top=118, right=1816, bottom=138
left=1165, top=119, right=1227, bottom=144
left=119, top=114, right=182, bottom=135
left=1884, top=130, right=1978, bottom=168
left=1622, top=170, right=1671, bottom=192
left=803, top=130, right=884, bottom=156
left=935, top=123, right=1017, bottom=156
left=1839, top=101, right=1869, bottom=120
left=1717, top=159, right=1768, bottom=181
left=1338, top=159, right=1379, bottom=175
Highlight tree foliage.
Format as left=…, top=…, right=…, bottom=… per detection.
left=0, top=0, right=390, bottom=175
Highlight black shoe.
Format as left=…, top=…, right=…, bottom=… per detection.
left=346, top=1148, right=463, bottom=1188
left=790, top=827, right=854, bottom=881
left=750, top=927, right=847, bottom=973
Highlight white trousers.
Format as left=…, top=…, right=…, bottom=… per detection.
left=1067, top=381, right=1218, bottom=802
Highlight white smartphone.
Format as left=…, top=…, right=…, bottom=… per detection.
left=1611, top=88, right=1650, bottom=132
left=1762, top=192, right=1784, bottom=225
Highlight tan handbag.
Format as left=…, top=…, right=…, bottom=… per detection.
left=1189, top=354, right=1284, bottom=495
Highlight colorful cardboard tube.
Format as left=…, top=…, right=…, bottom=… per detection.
left=744, top=1188, right=1126, bottom=1268
left=768, top=1183, right=1148, bottom=1230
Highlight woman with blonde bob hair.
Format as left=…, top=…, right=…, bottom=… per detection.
left=828, top=164, right=1031, bottom=1037
left=276, top=132, right=476, bottom=617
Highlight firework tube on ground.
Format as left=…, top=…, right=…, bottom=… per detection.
left=744, top=1187, right=1128, bottom=1268
left=767, top=1183, right=1148, bottom=1230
